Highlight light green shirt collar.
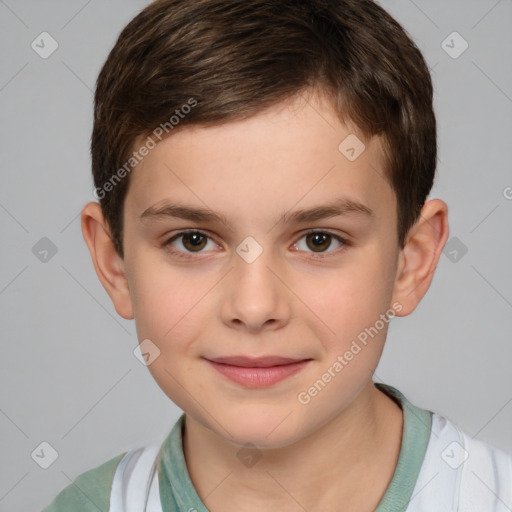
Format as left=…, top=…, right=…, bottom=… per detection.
left=157, top=382, right=432, bottom=512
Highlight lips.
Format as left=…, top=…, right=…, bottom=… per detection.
left=205, top=355, right=312, bottom=388
left=207, top=355, right=307, bottom=368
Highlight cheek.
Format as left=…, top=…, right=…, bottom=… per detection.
left=128, top=255, right=197, bottom=339
left=129, top=263, right=204, bottom=406
left=128, top=257, right=221, bottom=361
left=298, top=251, right=395, bottom=350
left=313, top=258, right=392, bottom=313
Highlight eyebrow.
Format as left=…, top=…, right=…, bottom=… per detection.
left=140, top=197, right=374, bottom=227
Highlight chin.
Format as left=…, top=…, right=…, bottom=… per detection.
left=216, top=409, right=307, bottom=450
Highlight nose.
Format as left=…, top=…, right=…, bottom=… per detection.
left=219, top=244, right=292, bottom=333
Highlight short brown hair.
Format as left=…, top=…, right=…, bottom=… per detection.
left=91, top=0, right=436, bottom=258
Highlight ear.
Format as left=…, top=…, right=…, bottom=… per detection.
left=392, top=199, right=449, bottom=316
left=81, top=202, right=134, bottom=319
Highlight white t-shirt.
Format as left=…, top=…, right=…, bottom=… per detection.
left=43, top=383, right=512, bottom=512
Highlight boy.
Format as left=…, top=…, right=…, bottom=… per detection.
left=43, top=0, right=512, bottom=510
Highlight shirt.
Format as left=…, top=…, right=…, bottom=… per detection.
left=41, top=382, right=512, bottom=511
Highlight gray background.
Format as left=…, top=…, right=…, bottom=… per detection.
left=0, top=0, right=511, bottom=510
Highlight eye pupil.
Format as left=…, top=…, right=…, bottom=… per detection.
left=306, top=233, right=331, bottom=252
left=183, top=232, right=207, bottom=251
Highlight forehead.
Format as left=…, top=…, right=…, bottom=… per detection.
left=124, top=92, right=393, bottom=225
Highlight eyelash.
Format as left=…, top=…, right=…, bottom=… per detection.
left=162, top=229, right=350, bottom=261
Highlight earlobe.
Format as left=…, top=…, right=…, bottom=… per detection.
left=80, top=202, right=134, bottom=320
left=392, top=199, right=449, bottom=316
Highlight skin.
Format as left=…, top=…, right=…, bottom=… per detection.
left=81, top=89, right=449, bottom=511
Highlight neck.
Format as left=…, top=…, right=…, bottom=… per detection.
left=182, top=381, right=403, bottom=512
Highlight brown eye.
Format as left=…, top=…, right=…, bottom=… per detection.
left=165, top=230, right=215, bottom=256
left=294, top=230, right=347, bottom=257
left=180, top=232, right=207, bottom=251
left=305, top=232, right=333, bottom=252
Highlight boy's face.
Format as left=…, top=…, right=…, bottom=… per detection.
left=110, top=91, right=404, bottom=447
